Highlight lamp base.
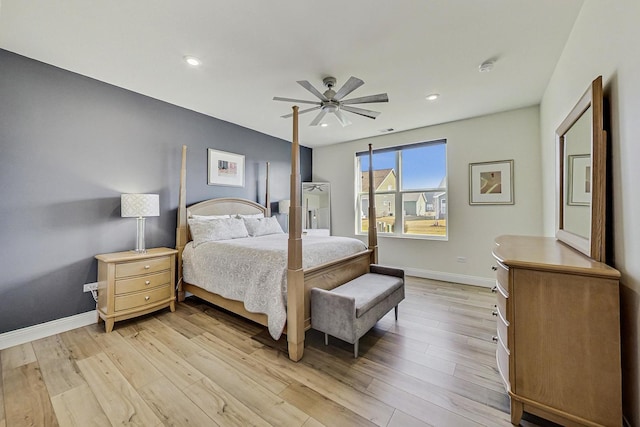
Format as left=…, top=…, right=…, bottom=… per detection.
left=134, top=217, right=147, bottom=253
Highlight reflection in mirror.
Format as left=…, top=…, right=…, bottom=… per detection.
left=302, top=182, right=330, bottom=235
left=563, top=106, right=591, bottom=239
left=556, top=76, right=606, bottom=262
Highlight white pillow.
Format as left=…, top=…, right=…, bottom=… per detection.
left=237, top=212, right=265, bottom=219
left=188, top=217, right=249, bottom=247
left=191, top=214, right=231, bottom=220
left=243, top=216, right=284, bottom=237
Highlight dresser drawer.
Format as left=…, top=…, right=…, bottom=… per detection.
left=115, top=271, right=171, bottom=295
left=496, top=342, right=510, bottom=392
left=496, top=314, right=509, bottom=351
left=496, top=288, right=508, bottom=322
left=115, top=256, right=171, bottom=278
left=114, top=284, right=172, bottom=312
left=495, top=262, right=509, bottom=296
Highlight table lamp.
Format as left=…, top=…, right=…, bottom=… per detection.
left=121, top=193, right=159, bottom=253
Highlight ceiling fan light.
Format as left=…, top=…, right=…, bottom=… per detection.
left=320, top=123, right=328, bottom=127
left=426, top=93, right=440, bottom=101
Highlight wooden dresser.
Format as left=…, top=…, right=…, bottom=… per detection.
left=492, top=235, right=621, bottom=426
left=95, top=247, right=177, bottom=332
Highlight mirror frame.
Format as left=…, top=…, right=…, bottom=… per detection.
left=556, top=76, right=606, bottom=262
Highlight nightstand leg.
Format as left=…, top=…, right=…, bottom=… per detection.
left=170, top=301, right=176, bottom=312
left=510, top=399, right=523, bottom=425
left=105, top=319, right=114, bottom=333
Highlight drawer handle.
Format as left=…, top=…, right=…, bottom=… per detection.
left=144, top=265, right=151, bottom=270
left=492, top=310, right=498, bottom=316
left=145, top=296, right=150, bottom=301
left=491, top=286, right=497, bottom=293
left=491, top=266, right=498, bottom=271
left=145, top=280, right=151, bottom=285
left=492, top=336, right=498, bottom=343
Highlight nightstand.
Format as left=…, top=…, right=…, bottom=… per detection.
left=95, top=247, right=177, bottom=332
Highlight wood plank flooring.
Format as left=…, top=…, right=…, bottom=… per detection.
left=0, top=277, right=559, bottom=427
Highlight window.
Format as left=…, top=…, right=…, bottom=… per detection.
left=356, top=139, right=447, bottom=239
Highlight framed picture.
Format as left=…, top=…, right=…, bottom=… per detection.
left=207, top=148, right=245, bottom=187
left=469, top=159, right=514, bottom=205
left=567, top=154, right=591, bottom=206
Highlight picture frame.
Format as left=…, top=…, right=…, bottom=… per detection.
left=207, top=148, right=245, bottom=187
left=469, top=159, right=514, bottom=205
left=567, top=154, right=591, bottom=206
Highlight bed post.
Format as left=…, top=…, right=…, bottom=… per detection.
left=287, top=106, right=305, bottom=361
left=368, top=143, right=379, bottom=264
left=176, top=145, right=188, bottom=302
left=265, top=161, right=271, bottom=216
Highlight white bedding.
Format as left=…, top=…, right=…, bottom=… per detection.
left=182, top=233, right=367, bottom=339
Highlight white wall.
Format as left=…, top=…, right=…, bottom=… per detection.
left=314, top=106, right=542, bottom=285
left=539, top=0, right=640, bottom=423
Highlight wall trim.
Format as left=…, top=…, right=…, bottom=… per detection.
left=403, top=267, right=494, bottom=288
left=0, top=310, right=97, bottom=350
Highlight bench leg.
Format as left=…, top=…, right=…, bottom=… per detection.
left=324, top=333, right=328, bottom=346
left=354, top=339, right=359, bottom=358
left=395, top=305, right=399, bottom=321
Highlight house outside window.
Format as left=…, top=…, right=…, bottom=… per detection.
left=356, top=139, right=447, bottom=239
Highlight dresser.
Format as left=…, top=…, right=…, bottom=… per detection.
left=95, top=247, right=177, bottom=332
left=492, top=235, right=621, bottom=426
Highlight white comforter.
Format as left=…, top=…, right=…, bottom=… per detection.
left=182, top=233, right=367, bottom=339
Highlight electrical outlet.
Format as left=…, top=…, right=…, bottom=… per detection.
left=456, top=256, right=467, bottom=263
left=83, top=282, right=98, bottom=293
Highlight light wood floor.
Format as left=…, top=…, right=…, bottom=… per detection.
left=0, top=277, right=559, bottom=427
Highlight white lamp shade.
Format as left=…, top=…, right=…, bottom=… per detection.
left=278, top=199, right=291, bottom=214
left=121, top=194, right=160, bottom=217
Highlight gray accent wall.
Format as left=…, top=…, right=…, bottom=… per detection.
left=0, top=49, right=311, bottom=334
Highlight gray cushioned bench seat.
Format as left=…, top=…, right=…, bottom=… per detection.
left=310, top=264, right=405, bottom=357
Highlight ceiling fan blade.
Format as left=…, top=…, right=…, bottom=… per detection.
left=333, top=76, right=364, bottom=101
left=309, top=109, right=328, bottom=126
left=341, top=93, right=389, bottom=105
left=297, top=80, right=329, bottom=101
left=273, top=96, right=321, bottom=106
left=341, top=105, right=381, bottom=119
left=280, top=106, right=321, bottom=118
left=334, top=109, right=352, bottom=127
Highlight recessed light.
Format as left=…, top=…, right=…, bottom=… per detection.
left=184, top=56, right=201, bottom=67
left=320, top=123, right=328, bottom=127
left=426, top=93, right=440, bottom=101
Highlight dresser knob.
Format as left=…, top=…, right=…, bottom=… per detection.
left=491, top=286, right=497, bottom=293
left=145, top=296, right=150, bottom=301
left=492, top=336, right=498, bottom=343
left=144, top=265, right=151, bottom=270
left=491, top=266, right=498, bottom=271
left=492, top=310, right=498, bottom=316
left=145, top=280, right=151, bottom=285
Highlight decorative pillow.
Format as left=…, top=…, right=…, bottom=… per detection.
left=191, top=214, right=231, bottom=220
left=237, top=212, right=265, bottom=219
left=243, top=216, right=284, bottom=237
left=188, top=217, right=249, bottom=247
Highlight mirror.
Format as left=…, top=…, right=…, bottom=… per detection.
left=302, top=182, right=331, bottom=235
left=556, top=76, right=606, bottom=262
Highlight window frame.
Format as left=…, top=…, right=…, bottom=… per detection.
left=355, top=139, right=448, bottom=241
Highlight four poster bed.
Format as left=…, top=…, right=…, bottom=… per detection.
left=175, top=106, right=379, bottom=361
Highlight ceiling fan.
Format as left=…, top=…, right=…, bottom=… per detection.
left=273, top=76, right=389, bottom=127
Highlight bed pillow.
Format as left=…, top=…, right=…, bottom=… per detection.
left=237, top=212, right=265, bottom=219
left=191, top=214, right=231, bottom=220
left=188, top=217, right=249, bottom=247
left=243, top=216, right=284, bottom=237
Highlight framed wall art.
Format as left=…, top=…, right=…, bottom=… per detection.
left=567, top=154, right=591, bottom=206
left=469, top=159, right=514, bottom=205
left=207, top=148, right=245, bottom=187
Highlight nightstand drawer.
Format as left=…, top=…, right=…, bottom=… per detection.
left=114, top=284, right=172, bottom=312
left=115, top=256, right=171, bottom=278
left=496, top=341, right=510, bottom=391
left=497, top=314, right=509, bottom=350
left=495, top=262, right=509, bottom=296
left=115, top=271, right=171, bottom=295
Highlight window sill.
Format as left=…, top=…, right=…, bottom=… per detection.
left=356, top=232, right=448, bottom=242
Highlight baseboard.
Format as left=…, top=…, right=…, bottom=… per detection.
left=402, top=267, right=495, bottom=288
left=0, top=310, right=97, bottom=350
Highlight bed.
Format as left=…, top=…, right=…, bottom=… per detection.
left=176, top=106, right=378, bottom=361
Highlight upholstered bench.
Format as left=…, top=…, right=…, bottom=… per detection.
left=310, top=265, right=405, bottom=358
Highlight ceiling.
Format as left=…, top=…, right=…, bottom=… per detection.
left=0, top=1, right=584, bottom=148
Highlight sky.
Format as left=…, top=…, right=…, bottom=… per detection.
left=360, top=143, right=446, bottom=190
